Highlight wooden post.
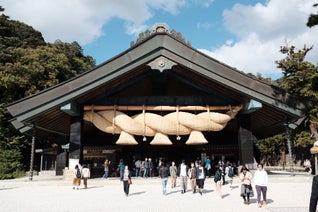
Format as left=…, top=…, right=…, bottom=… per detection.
left=315, top=154, right=318, bottom=175
left=29, top=128, right=35, bottom=180
left=286, top=127, right=295, bottom=176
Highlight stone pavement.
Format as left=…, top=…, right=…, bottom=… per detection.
left=0, top=171, right=314, bottom=212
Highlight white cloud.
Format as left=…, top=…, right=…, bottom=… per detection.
left=1, top=0, right=317, bottom=79
left=200, top=34, right=287, bottom=78
left=197, top=22, right=213, bottom=30
left=1, top=0, right=185, bottom=44
left=200, top=0, right=318, bottom=79
left=147, top=0, right=186, bottom=15
left=193, top=0, right=215, bottom=8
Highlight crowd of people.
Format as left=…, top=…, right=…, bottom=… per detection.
left=124, top=158, right=268, bottom=206
left=71, top=157, right=318, bottom=211
left=72, top=158, right=271, bottom=208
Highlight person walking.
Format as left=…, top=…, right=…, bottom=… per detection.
left=123, top=165, right=131, bottom=196
left=148, top=158, right=154, bottom=177
left=221, top=161, right=226, bottom=185
left=140, top=160, right=145, bottom=177
left=254, top=163, right=268, bottom=208
left=188, top=162, right=197, bottom=193
left=169, top=161, right=177, bottom=188
left=204, top=156, right=211, bottom=177
left=304, top=159, right=312, bottom=174
left=143, top=158, right=149, bottom=178
left=118, top=159, right=125, bottom=181
left=309, top=175, right=318, bottom=212
left=225, top=163, right=235, bottom=189
left=214, top=165, right=223, bottom=199
left=102, top=159, right=110, bottom=178
left=81, top=165, right=91, bottom=189
left=72, top=164, right=81, bottom=190
left=196, top=162, right=205, bottom=195
left=158, top=161, right=169, bottom=195
left=134, top=159, right=141, bottom=177
left=239, top=166, right=253, bottom=205
left=178, top=160, right=188, bottom=194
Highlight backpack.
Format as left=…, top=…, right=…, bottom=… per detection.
left=228, top=167, right=234, bottom=178
left=76, top=169, right=81, bottom=178
left=214, top=170, right=221, bottom=182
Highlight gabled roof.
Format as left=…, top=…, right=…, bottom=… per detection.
left=7, top=26, right=307, bottom=141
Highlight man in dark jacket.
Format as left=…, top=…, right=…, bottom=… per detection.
left=159, top=161, right=169, bottom=195
left=309, top=175, right=318, bottom=212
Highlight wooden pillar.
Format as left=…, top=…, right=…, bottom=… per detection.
left=238, top=114, right=257, bottom=169
left=29, top=129, right=36, bottom=180
left=56, top=147, right=68, bottom=175
left=69, top=117, right=83, bottom=170
left=315, top=154, right=318, bottom=175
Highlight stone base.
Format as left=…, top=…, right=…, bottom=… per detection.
left=63, top=169, right=74, bottom=180
left=38, top=170, right=55, bottom=176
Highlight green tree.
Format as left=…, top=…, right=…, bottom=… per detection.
left=1, top=43, right=95, bottom=100
left=0, top=102, right=27, bottom=179
left=276, top=45, right=318, bottom=144
left=246, top=72, right=279, bottom=86
left=307, top=3, right=318, bottom=28
left=258, top=134, right=286, bottom=166
left=0, top=6, right=95, bottom=179
left=0, top=6, right=46, bottom=65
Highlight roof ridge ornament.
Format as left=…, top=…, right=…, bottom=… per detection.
left=153, top=23, right=169, bottom=33
left=130, top=23, right=191, bottom=47
left=147, top=56, right=177, bottom=72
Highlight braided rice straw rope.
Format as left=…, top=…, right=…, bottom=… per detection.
left=83, top=108, right=240, bottom=137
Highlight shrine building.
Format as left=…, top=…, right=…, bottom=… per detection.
left=6, top=23, right=307, bottom=176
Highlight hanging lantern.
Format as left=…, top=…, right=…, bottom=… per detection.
left=185, top=131, right=208, bottom=145
left=150, top=132, right=172, bottom=145
left=115, top=131, right=138, bottom=145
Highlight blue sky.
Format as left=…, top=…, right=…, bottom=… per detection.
left=1, top=0, right=318, bottom=79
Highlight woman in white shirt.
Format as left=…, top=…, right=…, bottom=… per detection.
left=254, top=163, right=268, bottom=208
left=81, top=165, right=91, bottom=189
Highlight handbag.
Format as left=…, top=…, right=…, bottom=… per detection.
left=128, top=178, right=132, bottom=184
left=240, top=184, right=254, bottom=197
left=248, top=185, right=254, bottom=197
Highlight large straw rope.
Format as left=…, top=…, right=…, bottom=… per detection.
left=98, top=110, right=156, bottom=136
left=83, top=111, right=121, bottom=134
left=83, top=109, right=237, bottom=136
left=133, top=112, right=190, bottom=135
left=165, top=112, right=226, bottom=131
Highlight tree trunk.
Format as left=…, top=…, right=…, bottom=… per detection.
left=280, top=147, right=286, bottom=169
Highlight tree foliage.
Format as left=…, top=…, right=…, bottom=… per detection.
left=258, top=44, right=318, bottom=165
left=275, top=45, right=318, bottom=142
left=307, top=3, right=318, bottom=28
left=0, top=6, right=95, bottom=179
left=246, top=72, right=279, bottom=86
left=260, top=45, right=318, bottom=168
left=293, top=130, right=312, bottom=148
left=258, top=134, right=286, bottom=166
left=276, top=45, right=318, bottom=99
left=0, top=42, right=95, bottom=101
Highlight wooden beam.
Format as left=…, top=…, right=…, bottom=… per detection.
left=83, top=105, right=243, bottom=111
